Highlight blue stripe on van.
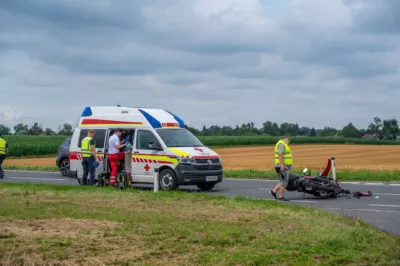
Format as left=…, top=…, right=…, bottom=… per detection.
left=166, top=110, right=185, bottom=128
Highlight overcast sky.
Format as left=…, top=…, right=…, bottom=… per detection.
left=0, top=0, right=399, bottom=131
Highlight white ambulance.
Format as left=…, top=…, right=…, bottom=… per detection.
left=68, top=106, right=223, bottom=191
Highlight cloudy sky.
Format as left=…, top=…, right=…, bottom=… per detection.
left=0, top=0, right=399, bottom=131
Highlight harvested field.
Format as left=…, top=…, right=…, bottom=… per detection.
left=4, top=144, right=400, bottom=171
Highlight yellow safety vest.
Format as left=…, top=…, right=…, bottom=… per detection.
left=0, top=138, right=6, bottom=155
left=81, top=136, right=95, bottom=158
left=274, top=139, right=293, bottom=165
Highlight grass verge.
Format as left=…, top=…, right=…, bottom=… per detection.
left=0, top=182, right=399, bottom=265
left=3, top=165, right=60, bottom=172
left=3, top=165, right=400, bottom=182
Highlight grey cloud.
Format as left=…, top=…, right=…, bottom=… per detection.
left=0, top=0, right=399, bottom=130
left=346, top=0, right=400, bottom=34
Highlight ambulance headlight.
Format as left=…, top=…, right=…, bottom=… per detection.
left=177, top=157, right=196, bottom=164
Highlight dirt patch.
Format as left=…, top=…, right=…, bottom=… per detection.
left=0, top=218, right=120, bottom=238
left=4, top=144, right=400, bottom=170
left=0, top=218, right=146, bottom=266
left=3, top=157, right=56, bottom=167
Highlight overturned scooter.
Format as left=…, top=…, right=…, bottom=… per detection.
left=285, top=157, right=370, bottom=198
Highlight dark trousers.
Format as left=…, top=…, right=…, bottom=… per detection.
left=0, top=155, right=6, bottom=174
left=82, top=156, right=95, bottom=185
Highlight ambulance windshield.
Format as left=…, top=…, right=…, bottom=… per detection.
left=156, top=128, right=204, bottom=148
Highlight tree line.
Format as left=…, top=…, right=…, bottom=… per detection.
left=0, top=117, right=398, bottom=140
left=185, top=117, right=399, bottom=140
left=0, top=123, right=73, bottom=136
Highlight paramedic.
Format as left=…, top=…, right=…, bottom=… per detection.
left=0, top=133, right=8, bottom=176
left=108, top=129, right=126, bottom=185
left=81, top=129, right=99, bottom=185
left=270, top=135, right=293, bottom=201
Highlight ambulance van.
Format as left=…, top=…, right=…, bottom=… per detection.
left=68, top=106, right=223, bottom=191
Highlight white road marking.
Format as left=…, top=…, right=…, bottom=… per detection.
left=368, top=204, right=400, bottom=208
left=344, top=182, right=400, bottom=186
left=373, top=193, right=400, bottom=196
left=6, top=177, right=66, bottom=181
left=324, top=208, right=400, bottom=213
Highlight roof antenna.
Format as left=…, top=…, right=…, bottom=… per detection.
left=117, top=100, right=121, bottom=107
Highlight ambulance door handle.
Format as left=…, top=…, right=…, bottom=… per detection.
left=134, top=151, right=139, bottom=154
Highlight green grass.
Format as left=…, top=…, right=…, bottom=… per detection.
left=0, top=183, right=399, bottom=265
left=3, top=165, right=60, bottom=172
left=3, top=165, right=400, bottom=182
left=2, top=135, right=399, bottom=157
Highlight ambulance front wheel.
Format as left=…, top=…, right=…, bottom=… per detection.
left=159, top=169, right=178, bottom=191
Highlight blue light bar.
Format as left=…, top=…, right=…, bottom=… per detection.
left=138, top=109, right=162, bottom=128
left=81, top=107, right=92, bottom=117
left=166, top=110, right=185, bottom=128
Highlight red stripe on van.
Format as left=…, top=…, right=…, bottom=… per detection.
left=81, top=119, right=143, bottom=125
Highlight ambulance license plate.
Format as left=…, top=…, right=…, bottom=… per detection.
left=206, top=176, right=218, bottom=181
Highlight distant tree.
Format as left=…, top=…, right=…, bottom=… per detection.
left=318, top=127, right=338, bottom=137
left=341, top=122, right=360, bottom=138
left=367, top=117, right=382, bottom=137
left=58, top=123, right=73, bottom=135
left=382, top=119, right=399, bottom=140
left=309, top=128, right=317, bottom=137
left=28, top=122, right=43, bottom=135
left=262, top=121, right=280, bottom=136
left=185, top=125, right=200, bottom=135
left=13, top=123, right=29, bottom=135
left=0, top=124, right=11, bottom=135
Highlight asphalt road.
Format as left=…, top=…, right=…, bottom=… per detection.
left=1, top=171, right=400, bottom=237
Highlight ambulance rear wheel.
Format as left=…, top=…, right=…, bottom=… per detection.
left=159, top=169, right=178, bottom=191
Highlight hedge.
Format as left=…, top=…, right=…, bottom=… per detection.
left=1, top=135, right=398, bottom=157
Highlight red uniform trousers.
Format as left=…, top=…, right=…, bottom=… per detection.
left=108, top=151, right=125, bottom=185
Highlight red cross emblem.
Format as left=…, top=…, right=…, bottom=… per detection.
left=144, top=164, right=150, bottom=172
left=194, top=147, right=204, bottom=152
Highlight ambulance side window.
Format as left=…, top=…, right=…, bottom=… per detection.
left=136, top=130, right=160, bottom=150
left=77, top=129, right=107, bottom=149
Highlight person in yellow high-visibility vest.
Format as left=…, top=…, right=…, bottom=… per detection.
left=270, top=135, right=293, bottom=201
left=81, top=129, right=99, bottom=185
left=0, top=133, right=8, bottom=177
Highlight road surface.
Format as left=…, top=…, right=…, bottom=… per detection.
left=1, top=171, right=400, bottom=237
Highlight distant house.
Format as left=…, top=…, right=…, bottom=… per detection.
left=361, top=134, right=379, bottom=140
